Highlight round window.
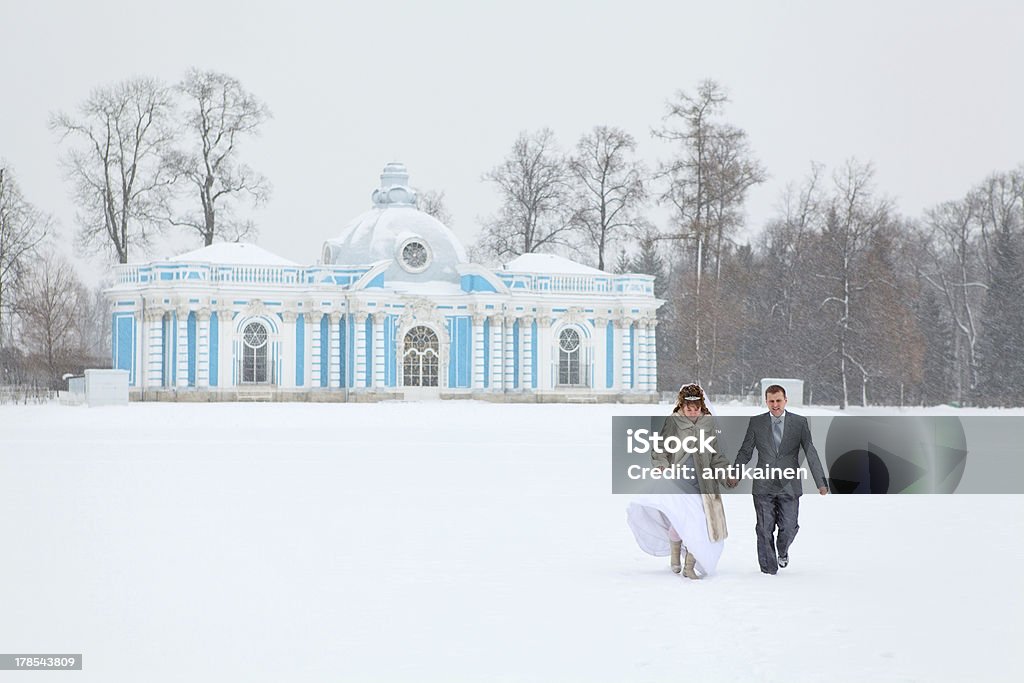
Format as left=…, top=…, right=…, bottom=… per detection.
left=399, top=239, right=431, bottom=273
left=559, top=328, right=580, bottom=352
left=243, top=322, right=268, bottom=348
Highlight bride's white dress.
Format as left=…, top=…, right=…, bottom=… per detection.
left=627, top=492, right=725, bottom=575
left=628, top=393, right=726, bottom=576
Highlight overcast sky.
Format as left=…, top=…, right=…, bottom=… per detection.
left=2, top=0, right=1022, bottom=276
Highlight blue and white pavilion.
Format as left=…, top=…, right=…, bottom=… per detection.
left=107, top=163, right=663, bottom=401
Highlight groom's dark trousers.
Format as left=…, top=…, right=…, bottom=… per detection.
left=752, top=493, right=799, bottom=574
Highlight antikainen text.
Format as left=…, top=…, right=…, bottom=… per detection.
left=627, top=463, right=809, bottom=481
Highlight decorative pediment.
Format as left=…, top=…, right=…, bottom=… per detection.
left=243, top=298, right=273, bottom=320
left=398, top=297, right=438, bottom=328
left=562, top=305, right=586, bottom=325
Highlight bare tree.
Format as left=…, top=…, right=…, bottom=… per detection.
left=703, top=122, right=768, bottom=274
left=813, top=160, right=896, bottom=409
left=918, top=197, right=985, bottom=404
left=970, top=169, right=1024, bottom=281
left=568, top=126, right=647, bottom=270
left=653, top=80, right=728, bottom=247
left=418, top=189, right=454, bottom=226
left=477, top=128, right=573, bottom=259
left=978, top=215, right=1024, bottom=405
left=74, top=284, right=112, bottom=362
left=652, top=80, right=766, bottom=387
left=17, top=250, right=89, bottom=388
left=912, top=167, right=1024, bottom=405
left=761, top=163, right=825, bottom=333
left=739, top=163, right=827, bottom=386
left=0, top=165, right=50, bottom=357
left=165, top=68, right=272, bottom=245
left=51, top=78, right=176, bottom=263
left=654, top=81, right=765, bottom=249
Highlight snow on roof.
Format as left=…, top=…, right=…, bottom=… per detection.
left=326, top=206, right=468, bottom=266
left=502, top=253, right=607, bottom=275
left=169, top=242, right=298, bottom=266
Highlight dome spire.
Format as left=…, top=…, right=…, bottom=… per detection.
left=372, top=162, right=418, bottom=208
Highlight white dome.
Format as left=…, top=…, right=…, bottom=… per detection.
left=322, top=164, right=467, bottom=283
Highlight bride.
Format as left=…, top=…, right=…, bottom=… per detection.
left=626, top=383, right=734, bottom=579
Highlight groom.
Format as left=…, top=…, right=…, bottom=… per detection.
left=731, top=385, right=828, bottom=574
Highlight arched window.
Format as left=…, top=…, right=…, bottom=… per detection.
left=242, top=321, right=269, bottom=383
left=558, top=328, right=582, bottom=386
left=403, top=326, right=439, bottom=387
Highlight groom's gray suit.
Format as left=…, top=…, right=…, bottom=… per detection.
left=734, top=411, right=828, bottom=573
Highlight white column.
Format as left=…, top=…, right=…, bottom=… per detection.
left=134, top=308, right=145, bottom=389
left=354, top=312, right=368, bottom=388
left=606, top=318, right=617, bottom=391
left=619, top=318, right=635, bottom=390
left=648, top=319, right=659, bottom=393
left=142, top=309, right=161, bottom=389
left=641, top=318, right=654, bottom=391
left=611, top=318, right=623, bottom=390
left=488, top=315, right=502, bottom=390
left=635, top=317, right=648, bottom=392
left=175, top=306, right=190, bottom=388
left=303, top=310, right=317, bottom=387
left=520, top=315, right=534, bottom=390
left=618, top=319, right=634, bottom=389
left=536, top=314, right=553, bottom=391
left=152, top=310, right=167, bottom=389
left=131, top=308, right=144, bottom=389
left=310, top=312, right=323, bottom=387
left=593, top=316, right=608, bottom=391
left=218, top=308, right=233, bottom=388
left=632, top=318, right=643, bottom=391
left=373, top=312, right=386, bottom=388
left=472, top=312, right=485, bottom=390
left=197, top=308, right=211, bottom=388
left=280, top=311, right=297, bottom=388
left=503, top=315, right=516, bottom=389
left=329, top=312, right=342, bottom=388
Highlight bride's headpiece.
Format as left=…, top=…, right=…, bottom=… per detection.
left=679, top=383, right=705, bottom=399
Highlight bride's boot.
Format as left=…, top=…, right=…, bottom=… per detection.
left=683, top=551, right=700, bottom=580
left=670, top=541, right=682, bottom=574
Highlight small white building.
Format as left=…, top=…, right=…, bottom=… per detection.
left=107, top=163, right=663, bottom=401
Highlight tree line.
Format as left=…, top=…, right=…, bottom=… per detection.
left=3, top=72, right=1022, bottom=406
left=471, top=80, right=1024, bottom=408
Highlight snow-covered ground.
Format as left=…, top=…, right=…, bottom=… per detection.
left=1, top=401, right=1021, bottom=682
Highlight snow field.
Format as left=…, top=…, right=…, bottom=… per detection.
left=0, top=401, right=1021, bottom=682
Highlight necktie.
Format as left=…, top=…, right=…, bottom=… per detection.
left=773, top=419, right=783, bottom=452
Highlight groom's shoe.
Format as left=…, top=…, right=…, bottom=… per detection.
left=670, top=541, right=682, bottom=574
left=778, top=554, right=789, bottom=569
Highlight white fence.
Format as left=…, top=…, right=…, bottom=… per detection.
left=497, top=272, right=655, bottom=295
left=113, top=263, right=372, bottom=287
